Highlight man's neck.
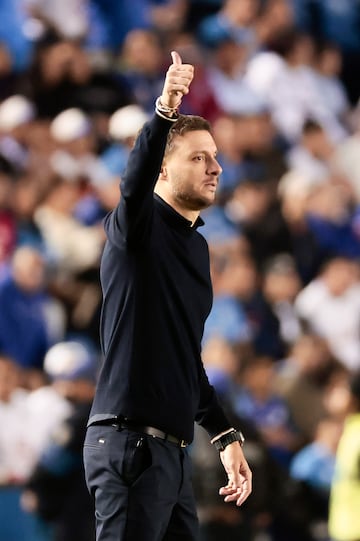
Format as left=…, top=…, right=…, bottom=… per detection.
left=154, top=188, right=200, bottom=226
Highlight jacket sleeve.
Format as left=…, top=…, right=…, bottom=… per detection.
left=195, top=362, right=232, bottom=439
left=104, top=113, right=173, bottom=248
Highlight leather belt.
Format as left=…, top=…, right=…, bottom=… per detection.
left=98, top=418, right=189, bottom=448
left=120, top=420, right=189, bottom=448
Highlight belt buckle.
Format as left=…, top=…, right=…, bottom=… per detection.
left=180, top=439, right=187, bottom=448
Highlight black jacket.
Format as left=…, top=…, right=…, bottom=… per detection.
left=88, top=113, right=230, bottom=442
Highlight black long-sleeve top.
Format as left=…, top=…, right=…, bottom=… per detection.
left=88, top=113, right=230, bottom=443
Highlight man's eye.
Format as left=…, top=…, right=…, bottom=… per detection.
left=193, top=155, right=204, bottom=161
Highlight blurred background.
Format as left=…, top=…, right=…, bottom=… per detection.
left=0, top=1, right=360, bottom=540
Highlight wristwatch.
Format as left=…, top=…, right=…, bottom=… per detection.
left=213, top=430, right=245, bottom=452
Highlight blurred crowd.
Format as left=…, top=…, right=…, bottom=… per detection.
left=0, top=1, right=360, bottom=540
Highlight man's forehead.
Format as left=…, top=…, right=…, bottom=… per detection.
left=174, top=130, right=217, bottom=151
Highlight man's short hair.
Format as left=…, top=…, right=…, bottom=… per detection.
left=164, top=114, right=211, bottom=157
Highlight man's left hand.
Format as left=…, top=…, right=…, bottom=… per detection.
left=219, top=442, right=252, bottom=506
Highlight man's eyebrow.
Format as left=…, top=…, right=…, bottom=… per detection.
left=190, top=149, right=218, bottom=156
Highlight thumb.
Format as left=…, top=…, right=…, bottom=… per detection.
left=171, top=50, right=182, bottom=66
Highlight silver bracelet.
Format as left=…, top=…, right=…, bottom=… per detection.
left=155, top=109, right=179, bottom=122
left=155, top=96, right=180, bottom=116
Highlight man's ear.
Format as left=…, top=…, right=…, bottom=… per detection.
left=159, top=166, right=168, bottom=179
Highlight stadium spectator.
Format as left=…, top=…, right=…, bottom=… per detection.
left=295, top=257, right=360, bottom=371
left=275, top=333, right=336, bottom=442
left=22, top=340, right=98, bottom=541
left=0, top=245, right=65, bottom=375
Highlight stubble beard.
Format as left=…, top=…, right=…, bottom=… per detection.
left=172, top=185, right=215, bottom=212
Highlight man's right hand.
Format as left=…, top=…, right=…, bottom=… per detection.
left=160, top=51, right=194, bottom=110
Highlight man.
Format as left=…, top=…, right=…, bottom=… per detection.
left=83, top=50, right=252, bottom=541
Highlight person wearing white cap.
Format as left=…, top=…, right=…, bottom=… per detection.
left=50, top=108, right=92, bottom=144
left=34, top=108, right=106, bottom=273
left=49, top=107, right=94, bottom=179
left=0, top=95, right=36, bottom=173
left=49, top=107, right=113, bottom=186
left=100, top=104, right=149, bottom=179
left=0, top=95, right=36, bottom=133
left=22, top=340, right=98, bottom=541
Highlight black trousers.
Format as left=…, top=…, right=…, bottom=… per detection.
left=83, top=425, right=199, bottom=541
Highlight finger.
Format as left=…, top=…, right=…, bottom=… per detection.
left=222, top=488, right=243, bottom=503
left=236, top=491, right=250, bottom=507
left=219, top=485, right=239, bottom=495
left=219, top=479, right=252, bottom=506
left=171, top=50, right=182, bottom=66
left=222, top=473, right=241, bottom=490
left=227, top=492, right=242, bottom=504
left=167, top=77, right=192, bottom=94
left=167, top=73, right=193, bottom=84
left=166, top=85, right=190, bottom=96
left=222, top=487, right=248, bottom=506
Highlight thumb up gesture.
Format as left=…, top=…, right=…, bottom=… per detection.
left=160, top=51, right=194, bottom=110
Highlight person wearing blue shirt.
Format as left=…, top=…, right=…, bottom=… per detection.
left=0, top=246, right=53, bottom=372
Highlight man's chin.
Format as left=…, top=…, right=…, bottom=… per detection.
left=203, top=194, right=217, bottom=208
left=191, top=197, right=214, bottom=211
left=197, top=191, right=217, bottom=208
left=176, top=192, right=215, bottom=212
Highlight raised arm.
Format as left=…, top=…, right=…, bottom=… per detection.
left=121, top=51, right=194, bottom=200
left=106, top=52, right=194, bottom=246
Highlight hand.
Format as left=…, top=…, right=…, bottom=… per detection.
left=219, top=441, right=252, bottom=507
left=160, top=51, right=194, bottom=110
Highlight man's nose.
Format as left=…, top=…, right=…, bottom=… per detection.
left=209, top=158, right=222, bottom=176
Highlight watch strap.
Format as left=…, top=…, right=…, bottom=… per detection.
left=213, top=429, right=245, bottom=452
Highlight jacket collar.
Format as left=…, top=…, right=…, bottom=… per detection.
left=154, top=194, right=204, bottom=231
